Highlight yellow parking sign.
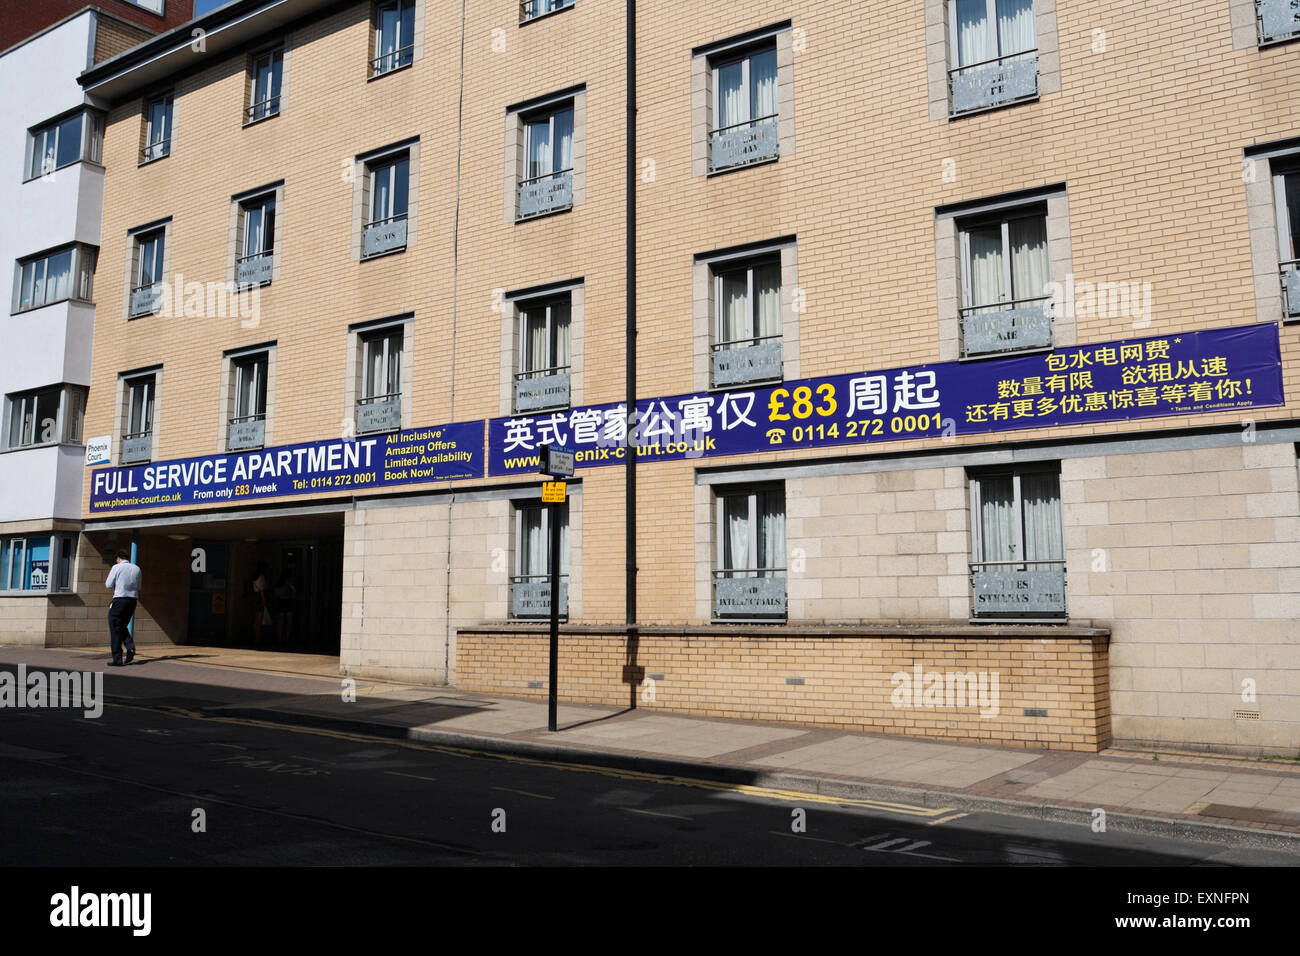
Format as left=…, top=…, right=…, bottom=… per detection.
left=542, top=481, right=566, bottom=503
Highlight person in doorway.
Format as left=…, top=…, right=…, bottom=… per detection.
left=274, top=569, right=297, bottom=645
left=105, top=550, right=141, bottom=666
left=251, top=562, right=270, bottom=646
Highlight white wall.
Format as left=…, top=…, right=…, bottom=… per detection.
left=0, top=11, right=100, bottom=524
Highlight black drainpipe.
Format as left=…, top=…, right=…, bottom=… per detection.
left=625, top=0, right=637, bottom=632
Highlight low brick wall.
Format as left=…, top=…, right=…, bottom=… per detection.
left=456, top=624, right=1111, bottom=751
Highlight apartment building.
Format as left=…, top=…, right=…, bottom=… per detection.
left=55, top=0, right=1300, bottom=755
left=0, top=5, right=188, bottom=645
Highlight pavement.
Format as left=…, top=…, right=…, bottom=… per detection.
left=5, top=643, right=1300, bottom=853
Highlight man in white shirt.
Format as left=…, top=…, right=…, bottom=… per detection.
left=105, top=550, right=142, bottom=666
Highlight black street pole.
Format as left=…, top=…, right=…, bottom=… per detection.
left=548, top=497, right=561, bottom=732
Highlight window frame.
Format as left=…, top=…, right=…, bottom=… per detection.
left=370, top=0, right=416, bottom=78
left=712, top=253, right=782, bottom=352
left=238, top=192, right=277, bottom=285
left=1273, top=162, right=1300, bottom=318
left=709, top=42, right=779, bottom=138
left=519, top=0, right=575, bottom=24
left=141, top=91, right=174, bottom=164
left=522, top=103, right=575, bottom=185
left=516, top=294, right=572, bottom=379
left=4, top=384, right=86, bottom=450
left=967, top=464, right=1066, bottom=620
left=512, top=499, right=569, bottom=620
left=231, top=353, right=269, bottom=426
left=360, top=326, right=403, bottom=403
left=246, top=46, right=284, bottom=124
left=122, top=372, right=156, bottom=456
left=13, top=244, right=96, bottom=314
left=0, top=532, right=76, bottom=594
left=945, top=0, right=1040, bottom=117
left=25, top=109, right=103, bottom=182
left=714, top=484, right=786, bottom=579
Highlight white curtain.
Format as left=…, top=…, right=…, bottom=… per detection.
left=759, top=492, right=785, bottom=572
left=1284, top=173, right=1300, bottom=261
left=554, top=109, right=574, bottom=172
left=966, top=224, right=1004, bottom=309
left=1021, top=473, right=1062, bottom=562
left=717, top=60, right=745, bottom=129
left=719, top=271, right=749, bottom=344
left=372, top=167, right=392, bottom=222
left=1008, top=216, right=1048, bottom=303
left=386, top=335, right=402, bottom=396
left=723, top=495, right=750, bottom=575
left=523, top=310, right=547, bottom=373
left=997, top=0, right=1037, bottom=56
left=551, top=301, right=571, bottom=368
left=527, top=118, right=551, bottom=180
left=558, top=507, right=570, bottom=575
left=751, top=49, right=778, bottom=119
left=954, top=0, right=992, bottom=66
left=755, top=262, right=781, bottom=339
left=521, top=508, right=545, bottom=578
left=246, top=207, right=265, bottom=256
left=978, top=476, right=1016, bottom=563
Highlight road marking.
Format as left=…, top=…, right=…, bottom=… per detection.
left=102, top=700, right=954, bottom=820
left=387, top=771, right=439, bottom=783
left=928, top=812, right=969, bottom=826
left=292, top=754, right=336, bottom=765
left=860, top=833, right=961, bottom=862
left=492, top=786, right=554, bottom=800
left=768, top=830, right=842, bottom=846
left=622, top=807, right=692, bottom=821
left=209, top=743, right=247, bottom=750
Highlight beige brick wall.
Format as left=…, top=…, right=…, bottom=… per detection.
left=457, top=625, right=1112, bottom=751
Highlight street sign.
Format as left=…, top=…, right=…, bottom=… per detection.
left=542, top=480, right=567, bottom=503
left=538, top=443, right=575, bottom=478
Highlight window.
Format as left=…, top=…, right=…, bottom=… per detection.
left=142, top=92, right=173, bottom=162
left=515, top=295, right=571, bottom=412
left=947, top=0, right=1038, bottom=115
left=5, top=385, right=85, bottom=449
left=357, top=326, right=403, bottom=434
left=121, top=374, right=155, bottom=465
left=363, top=153, right=409, bottom=257
left=1, top=534, right=75, bottom=592
left=1275, top=165, right=1300, bottom=318
left=371, top=0, right=415, bottom=76
left=969, top=467, right=1065, bottom=618
left=714, top=485, right=786, bottom=619
left=712, top=255, right=782, bottom=387
left=130, top=228, right=166, bottom=317
left=1258, top=0, right=1300, bottom=45
left=958, top=205, right=1051, bottom=356
left=520, top=0, right=574, bottom=23
left=228, top=353, right=268, bottom=451
left=512, top=501, right=568, bottom=618
left=518, top=103, right=574, bottom=220
left=247, top=48, right=283, bottom=123
left=14, top=245, right=96, bottom=313
left=710, top=43, right=778, bottom=173
left=237, top=194, right=276, bottom=287
left=27, top=110, right=103, bottom=180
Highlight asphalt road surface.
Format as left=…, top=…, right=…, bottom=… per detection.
left=2, top=683, right=1298, bottom=867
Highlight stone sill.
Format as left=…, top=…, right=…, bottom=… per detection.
left=461, top=621, right=1110, bottom=639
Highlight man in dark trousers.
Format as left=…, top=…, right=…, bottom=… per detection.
left=105, top=550, right=141, bottom=666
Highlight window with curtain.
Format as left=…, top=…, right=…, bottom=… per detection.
left=232, top=355, right=268, bottom=423
left=712, top=44, right=778, bottom=133
left=143, top=93, right=173, bottom=161
left=715, top=256, right=781, bottom=348
left=521, top=0, right=574, bottom=22
left=951, top=0, right=1036, bottom=69
left=248, top=48, right=283, bottom=121
left=16, top=246, right=94, bottom=312
left=134, top=230, right=166, bottom=291
left=124, top=376, right=155, bottom=440
left=960, top=209, right=1048, bottom=312
left=373, top=0, right=415, bottom=75
left=524, top=105, right=574, bottom=184
left=1279, top=168, right=1300, bottom=315
left=517, top=503, right=569, bottom=580
left=367, top=155, right=409, bottom=228
left=242, top=196, right=277, bottom=260
left=972, top=469, right=1062, bottom=568
left=518, top=296, right=571, bottom=378
left=717, top=486, right=785, bottom=578
left=28, top=111, right=100, bottom=180
left=361, top=328, right=403, bottom=401
left=5, top=385, right=82, bottom=449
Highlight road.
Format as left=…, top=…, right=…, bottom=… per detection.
left=2, top=674, right=1297, bottom=866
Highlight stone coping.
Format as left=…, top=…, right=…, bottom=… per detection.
left=459, top=622, right=1110, bottom=639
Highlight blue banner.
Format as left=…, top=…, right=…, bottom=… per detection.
left=488, top=324, right=1284, bottom=476
left=89, top=421, right=484, bottom=513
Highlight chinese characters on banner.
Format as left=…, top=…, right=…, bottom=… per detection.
left=488, top=324, right=1284, bottom=476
